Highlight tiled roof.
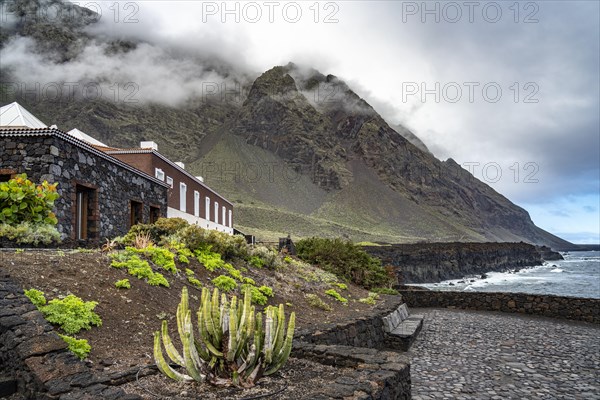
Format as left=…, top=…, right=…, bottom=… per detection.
left=0, top=127, right=169, bottom=188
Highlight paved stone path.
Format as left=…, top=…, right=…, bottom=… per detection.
left=408, top=308, right=600, bottom=400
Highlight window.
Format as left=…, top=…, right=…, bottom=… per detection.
left=155, top=168, right=165, bottom=181
left=0, top=174, right=12, bottom=182
left=228, top=210, right=232, bottom=228
left=150, top=206, right=160, bottom=224
left=205, top=196, right=210, bottom=220
left=166, top=176, right=173, bottom=188
left=130, top=200, right=143, bottom=227
left=75, top=185, right=97, bottom=240
left=222, top=206, right=226, bottom=228
left=194, top=191, right=200, bottom=217
left=214, top=201, right=219, bottom=224
left=180, top=182, right=187, bottom=212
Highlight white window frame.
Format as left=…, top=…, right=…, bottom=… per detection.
left=222, top=206, right=226, bottom=227
left=166, top=176, right=173, bottom=188
left=228, top=210, right=232, bottom=228
left=194, top=191, right=200, bottom=217
left=180, top=182, right=187, bottom=212
left=214, top=201, right=219, bottom=224
left=155, top=168, right=165, bottom=181
left=205, top=196, right=210, bottom=220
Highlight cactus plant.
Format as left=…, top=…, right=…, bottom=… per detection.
left=153, top=286, right=295, bottom=387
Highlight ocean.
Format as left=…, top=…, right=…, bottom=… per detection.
left=410, top=251, right=600, bottom=299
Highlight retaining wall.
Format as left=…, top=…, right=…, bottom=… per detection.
left=400, top=290, right=600, bottom=324
left=0, top=273, right=142, bottom=399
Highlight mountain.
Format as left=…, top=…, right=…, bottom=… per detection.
left=0, top=0, right=572, bottom=249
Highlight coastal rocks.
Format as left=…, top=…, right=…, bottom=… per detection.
left=364, top=242, right=562, bottom=284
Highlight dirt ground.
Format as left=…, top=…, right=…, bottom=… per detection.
left=0, top=249, right=400, bottom=398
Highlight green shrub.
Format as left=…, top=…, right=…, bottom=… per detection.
left=258, top=285, right=273, bottom=297
left=358, top=292, right=380, bottom=305
left=175, top=225, right=249, bottom=259
left=305, top=293, right=332, bottom=311
left=115, top=279, right=131, bottom=289
left=0, top=222, right=61, bottom=245
left=121, top=218, right=189, bottom=245
left=284, top=256, right=293, bottom=264
left=249, top=246, right=283, bottom=270
left=332, top=282, right=348, bottom=290
left=148, top=273, right=169, bottom=287
left=24, top=288, right=46, bottom=307
left=325, top=289, right=348, bottom=304
left=249, top=255, right=265, bottom=268
left=296, top=238, right=392, bottom=289
left=243, top=277, right=256, bottom=285
left=241, top=284, right=268, bottom=305
left=178, top=254, right=190, bottom=264
left=0, top=174, right=59, bottom=225
left=39, top=294, right=102, bottom=334
left=371, top=287, right=399, bottom=295
left=187, top=276, right=202, bottom=288
left=223, top=263, right=242, bottom=280
left=59, top=334, right=91, bottom=360
left=110, top=251, right=170, bottom=287
left=195, top=249, right=225, bottom=272
left=129, top=245, right=177, bottom=273
left=211, top=275, right=237, bottom=292
left=185, top=268, right=195, bottom=276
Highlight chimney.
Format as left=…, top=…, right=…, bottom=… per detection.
left=140, top=141, right=158, bottom=150
left=196, top=176, right=204, bottom=182
left=175, top=162, right=185, bottom=170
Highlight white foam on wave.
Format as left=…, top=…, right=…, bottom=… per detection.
left=550, top=268, right=564, bottom=273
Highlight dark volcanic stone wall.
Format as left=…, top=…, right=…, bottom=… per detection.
left=365, top=242, right=558, bottom=284
left=1, top=133, right=167, bottom=245
left=0, top=274, right=141, bottom=399
left=400, top=290, right=600, bottom=323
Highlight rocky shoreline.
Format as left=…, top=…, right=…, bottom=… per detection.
left=364, top=242, right=562, bottom=284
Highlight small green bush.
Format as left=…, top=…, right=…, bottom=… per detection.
left=296, top=237, right=392, bottom=289
left=284, top=256, right=293, bottom=264
left=0, top=174, right=59, bottom=225
left=0, top=222, right=61, bottom=245
left=39, top=294, right=102, bottom=334
left=59, top=334, right=91, bottom=360
left=148, top=273, right=170, bottom=287
left=332, top=283, right=348, bottom=290
left=175, top=225, right=249, bottom=259
left=258, top=285, right=273, bottom=297
left=325, top=289, right=348, bottom=304
left=223, top=263, right=242, bottom=280
left=358, top=292, right=380, bottom=305
left=114, top=279, right=131, bottom=289
left=188, top=276, right=202, bottom=288
left=185, top=268, right=195, bottom=276
left=249, top=255, right=265, bottom=268
left=129, top=245, right=177, bottom=273
left=241, top=284, right=268, bottom=305
left=305, top=293, right=332, bottom=311
left=24, top=288, right=46, bottom=307
left=243, top=277, right=256, bottom=285
left=196, top=249, right=225, bottom=272
left=212, top=275, right=237, bottom=292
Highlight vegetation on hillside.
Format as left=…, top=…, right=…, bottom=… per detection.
left=296, top=237, right=395, bottom=289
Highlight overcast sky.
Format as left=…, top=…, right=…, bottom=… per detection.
left=8, top=0, right=600, bottom=243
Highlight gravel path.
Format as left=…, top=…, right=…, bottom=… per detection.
left=408, top=308, right=600, bottom=400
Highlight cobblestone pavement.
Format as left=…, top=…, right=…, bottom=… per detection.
left=408, top=308, right=600, bottom=400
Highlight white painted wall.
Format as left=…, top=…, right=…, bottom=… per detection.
left=167, top=207, right=233, bottom=235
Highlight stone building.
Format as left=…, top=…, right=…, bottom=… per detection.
left=0, top=102, right=235, bottom=244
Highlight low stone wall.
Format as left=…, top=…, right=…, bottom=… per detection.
left=295, top=300, right=402, bottom=349
left=400, top=290, right=600, bottom=324
left=293, top=298, right=412, bottom=399
left=293, top=343, right=411, bottom=400
left=0, top=274, right=142, bottom=399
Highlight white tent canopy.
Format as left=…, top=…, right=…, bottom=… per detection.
left=0, top=102, right=47, bottom=128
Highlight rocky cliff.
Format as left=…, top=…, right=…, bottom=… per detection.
left=364, top=242, right=563, bottom=284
